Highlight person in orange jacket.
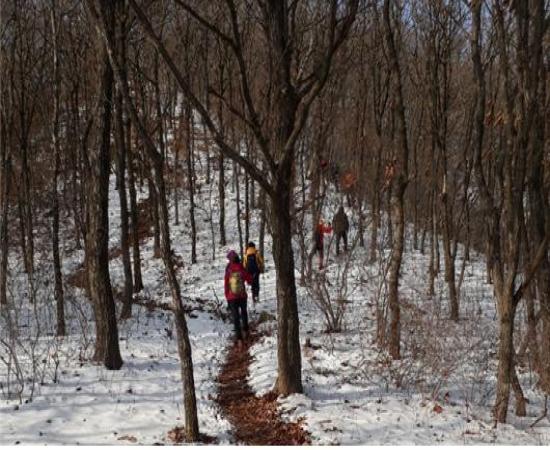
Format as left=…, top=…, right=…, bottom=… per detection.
left=313, top=220, right=332, bottom=270
left=243, top=242, right=264, bottom=303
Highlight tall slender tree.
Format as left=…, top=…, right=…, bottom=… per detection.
left=85, top=0, right=123, bottom=370
left=50, top=0, right=65, bottom=336
left=382, top=0, right=410, bottom=360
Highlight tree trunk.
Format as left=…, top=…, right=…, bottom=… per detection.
left=528, top=88, right=550, bottom=394
left=174, top=134, right=180, bottom=226
left=511, top=356, right=527, bottom=417
left=234, top=164, right=244, bottom=257
left=21, top=140, right=33, bottom=277
left=86, top=8, right=122, bottom=369
left=115, top=91, right=133, bottom=319
left=52, top=148, right=65, bottom=336
left=155, top=165, right=199, bottom=440
left=388, top=182, right=405, bottom=359
left=217, top=61, right=227, bottom=247
left=69, top=86, right=84, bottom=250
left=115, top=10, right=134, bottom=318
left=90, top=4, right=200, bottom=434
left=245, top=171, right=250, bottom=246
left=442, top=192, right=459, bottom=321
left=126, top=120, right=143, bottom=292
left=219, top=153, right=226, bottom=246
left=369, top=144, right=381, bottom=263
left=185, top=103, right=197, bottom=263
left=271, top=183, right=303, bottom=395
left=17, top=196, right=28, bottom=274
left=383, top=0, right=409, bottom=360
left=259, top=188, right=266, bottom=258
left=494, top=294, right=515, bottom=423
left=244, top=136, right=251, bottom=244
left=427, top=191, right=436, bottom=297
left=149, top=176, right=161, bottom=257
left=0, top=123, right=10, bottom=308
left=412, top=138, right=419, bottom=251
left=50, top=0, right=65, bottom=336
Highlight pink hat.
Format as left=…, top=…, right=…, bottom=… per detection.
left=226, top=250, right=238, bottom=261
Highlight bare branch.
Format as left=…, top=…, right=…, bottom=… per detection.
left=282, top=0, right=359, bottom=167
left=127, top=0, right=275, bottom=197
left=224, top=0, right=276, bottom=173
left=172, top=0, right=235, bottom=49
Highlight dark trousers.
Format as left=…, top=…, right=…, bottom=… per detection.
left=251, top=273, right=260, bottom=299
left=335, top=232, right=348, bottom=255
left=228, top=298, right=248, bottom=340
left=309, top=245, right=324, bottom=269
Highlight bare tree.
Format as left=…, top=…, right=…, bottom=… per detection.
left=113, top=1, right=134, bottom=319
left=0, top=1, right=12, bottom=308
left=49, top=0, right=65, bottom=336
left=382, top=0, right=410, bottom=360
left=471, top=0, right=547, bottom=423
left=126, top=0, right=359, bottom=396
left=86, top=0, right=200, bottom=439
left=85, top=0, right=123, bottom=370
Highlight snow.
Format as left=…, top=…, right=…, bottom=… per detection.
left=1, top=152, right=550, bottom=445
left=246, top=190, right=550, bottom=445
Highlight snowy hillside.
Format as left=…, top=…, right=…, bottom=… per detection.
left=1, top=158, right=549, bottom=445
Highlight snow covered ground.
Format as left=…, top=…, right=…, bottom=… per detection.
left=249, top=194, right=550, bottom=445
left=1, top=156, right=550, bottom=445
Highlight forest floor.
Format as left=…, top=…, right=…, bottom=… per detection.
left=63, top=185, right=310, bottom=445
left=1, top=159, right=550, bottom=445
left=62, top=176, right=311, bottom=445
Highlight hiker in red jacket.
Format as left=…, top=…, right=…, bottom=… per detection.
left=313, top=220, right=333, bottom=270
left=224, top=250, right=252, bottom=347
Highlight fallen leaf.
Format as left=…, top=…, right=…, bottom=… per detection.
left=433, top=404, right=444, bottom=414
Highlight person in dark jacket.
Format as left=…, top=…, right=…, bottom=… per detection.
left=243, top=242, right=264, bottom=303
left=224, top=250, right=252, bottom=347
left=332, top=206, right=350, bottom=255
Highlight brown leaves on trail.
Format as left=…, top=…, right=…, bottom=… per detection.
left=167, top=428, right=215, bottom=445
left=217, top=327, right=311, bottom=445
left=167, top=428, right=184, bottom=444
left=433, top=403, right=444, bottom=414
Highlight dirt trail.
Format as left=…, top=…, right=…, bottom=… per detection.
left=217, top=327, right=311, bottom=445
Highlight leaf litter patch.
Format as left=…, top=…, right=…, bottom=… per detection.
left=216, top=325, right=310, bottom=445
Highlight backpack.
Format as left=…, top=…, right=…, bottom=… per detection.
left=229, top=270, right=246, bottom=296
left=246, top=254, right=259, bottom=275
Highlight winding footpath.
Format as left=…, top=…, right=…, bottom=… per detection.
left=66, top=194, right=310, bottom=444
left=216, top=326, right=311, bottom=445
